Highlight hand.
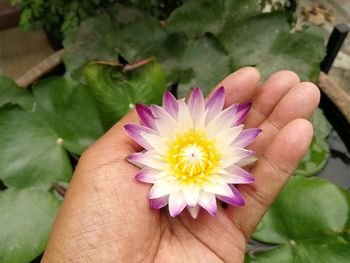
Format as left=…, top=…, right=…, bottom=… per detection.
left=42, top=68, right=320, bottom=263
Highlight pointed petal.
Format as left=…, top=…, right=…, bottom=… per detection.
left=151, top=105, right=177, bottom=138
left=183, top=184, right=200, bottom=207
left=233, top=128, right=262, bottom=147
left=142, top=133, right=169, bottom=156
left=234, top=103, right=252, bottom=125
left=187, top=205, right=201, bottom=219
left=150, top=195, right=168, bottom=209
left=187, top=88, right=205, bottom=129
left=135, top=167, right=165, bottom=183
left=177, top=100, right=193, bottom=132
left=168, top=191, right=187, bottom=217
left=206, top=104, right=238, bottom=139
left=136, top=104, right=156, bottom=129
left=217, top=185, right=244, bottom=206
left=124, top=124, right=158, bottom=149
left=220, top=147, right=256, bottom=169
left=215, top=125, right=244, bottom=151
left=127, top=151, right=168, bottom=170
left=202, top=182, right=233, bottom=197
left=221, top=165, right=255, bottom=184
left=163, top=91, right=179, bottom=118
left=198, top=191, right=217, bottom=216
left=205, top=87, right=225, bottom=123
left=236, top=155, right=258, bottom=167
left=149, top=180, right=180, bottom=199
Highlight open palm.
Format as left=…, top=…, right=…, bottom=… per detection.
left=42, top=68, right=320, bottom=263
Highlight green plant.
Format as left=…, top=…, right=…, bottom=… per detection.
left=1, top=1, right=347, bottom=262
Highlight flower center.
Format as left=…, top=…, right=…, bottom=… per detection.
left=168, top=130, right=220, bottom=184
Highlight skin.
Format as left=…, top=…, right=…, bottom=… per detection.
left=42, top=68, right=320, bottom=263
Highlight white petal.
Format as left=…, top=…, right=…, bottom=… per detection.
left=183, top=184, right=200, bottom=207
left=149, top=179, right=180, bottom=199
left=202, top=182, right=233, bottom=197
left=187, top=205, right=201, bottom=219
left=177, top=100, right=193, bottom=132
left=198, top=191, right=217, bottom=216
left=206, top=104, right=238, bottom=139
left=128, top=150, right=169, bottom=170
left=135, top=167, right=166, bottom=183
left=168, top=191, right=187, bottom=217
left=214, top=125, right=244, bottom=150
left=151, top=105, right=177, bottom=138
left=143, top=133, right=169, bottom=156
left=220, top=147, right=255, bottom=169
left=187, top=88, right=205, bottom=130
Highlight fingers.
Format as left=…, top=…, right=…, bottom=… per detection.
left=245, top=70, right=300, bottom=128
left=248, top=82, right=320, bottom=155
left=226, top=119, right=313, bottom=239
left=212, top=67, right=261, bottom=106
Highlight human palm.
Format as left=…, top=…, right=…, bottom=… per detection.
left=42, top=68, right=320, bottom=263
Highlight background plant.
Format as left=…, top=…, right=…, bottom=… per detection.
left=1, top=1, right=349, bottom=262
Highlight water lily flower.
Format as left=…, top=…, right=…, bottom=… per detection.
left=125, top=87, right=261, bottom=218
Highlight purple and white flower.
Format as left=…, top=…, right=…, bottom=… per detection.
left=125, top=87, right=261, bottom=218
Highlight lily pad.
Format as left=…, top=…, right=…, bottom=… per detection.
left=295, top=108, right=332, bottom=176
left=0, top=188, right=60, bottom=263
left=84, top=58, right=166, bottom=130
left=167, top=0, right=261, bottom=39
left=247, top=176, right=350, bottom=262
left=0, top=76, right=35, bottom=111
left=0, top=107, right=72, bottom=189
left=176, top=35, right=231, bottom=97
left=33, top=77, right=104, bottom=155
left=64, top=4, right=166, bottom=76
left=218, top=11, right=325, bottom=81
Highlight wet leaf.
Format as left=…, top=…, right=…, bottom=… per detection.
left=33, top=77, right=104, bottom=155
left=84, top=58, right=166, bottom=130
left=248, top=176, right=350, bottom=262
left=0, top=76, right=35, bottom=111
left=64, top=4, right=166, bottom=76
left=0, top=107, right=72, bottom=189
left=167, top=0, right=261, bottom=39
left=218, top=11, right=325, bottom=81
left=295, top=108, right=332, bottom=176
left=0, top=188, right=60, bottom=263
left=176, top=35, right=231, bottom=97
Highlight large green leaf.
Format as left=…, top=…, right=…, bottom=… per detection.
left=0, top=76, right=35, bottom=111
left=0, top=107, right=72, bottom=189
left=64, top=4, right=166, bottom=76
left=218, top=11, right=325, bottom=81
left=0, top=188, right=60, bottom=263
left=176, top=35, right=231, bottom=97
left=33, top=77, right=104, bottom=155
left=84, top=58, right=166, bottom=130
left=167, top=0, right=261, bottom=39
left=247, top=176, right=350, bottom=262
left=295, top=108, right=332, bottom=176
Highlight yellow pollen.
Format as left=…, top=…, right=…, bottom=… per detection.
left=168, top=130, right=220, bottom=184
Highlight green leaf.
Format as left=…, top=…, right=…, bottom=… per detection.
left=0, top=188, right=60, bottom=263
left=167, top=0, right=261, bottom=39
left=64, top=4, right=166, bottom=75
left=248, top=176, right=350, bottom=262
left=33, top=77, right=104, bottom=155
left=0, top=76, right=35, bottom=111
left=295, top=108, right=331, bottom=176
left=0, top=107, right=72, bottom=189
left=84, top=58, right=166, bottom=130
left=218, top=11, right=326, bottom=81
left=176, top=35, right=231, bottom=97
left=135, top=33, right=188, bottom=83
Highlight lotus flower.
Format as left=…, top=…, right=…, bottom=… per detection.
left=125, top=87, right=261, bottom=218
